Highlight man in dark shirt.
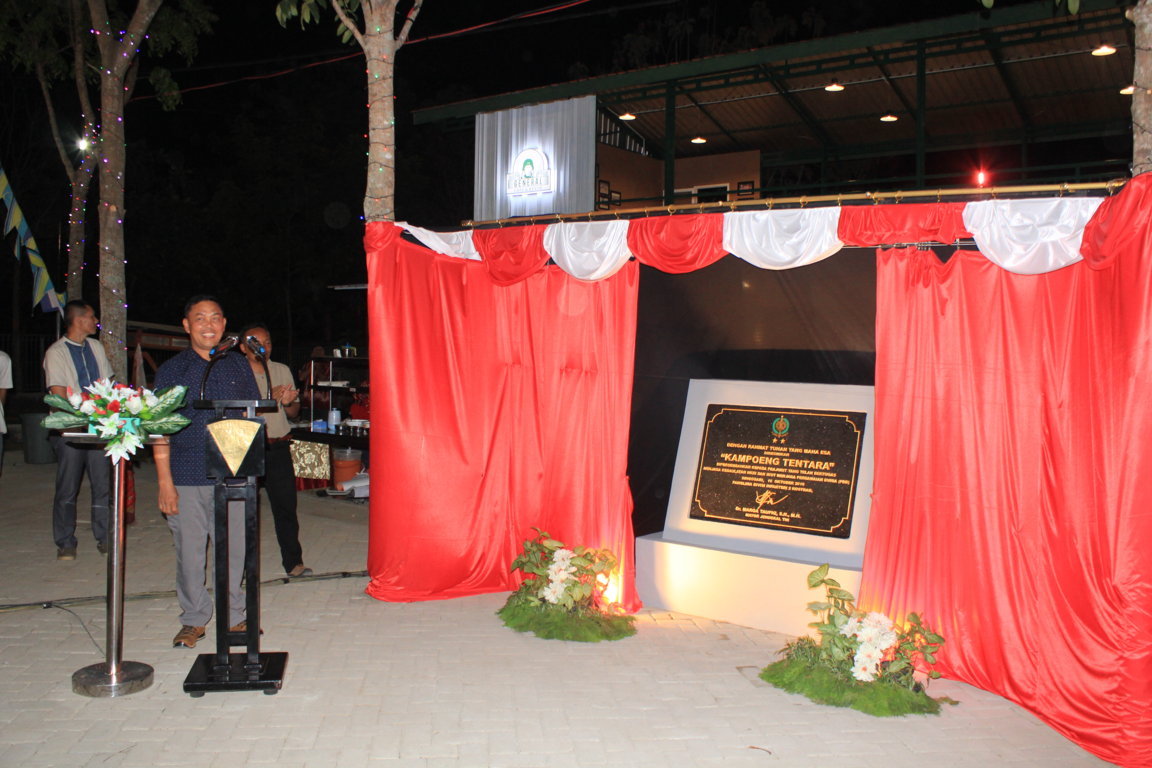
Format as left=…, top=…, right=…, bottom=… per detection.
left=154, top=296, right=259, bottom=649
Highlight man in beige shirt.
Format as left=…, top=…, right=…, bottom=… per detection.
left=240, top=322, right=311, bottom=578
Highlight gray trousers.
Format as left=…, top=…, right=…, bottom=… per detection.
left=165, top=485, right=246, bottom=628
left=51, top=436, right=111, bottom=549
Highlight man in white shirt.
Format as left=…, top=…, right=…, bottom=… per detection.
left=239, top=322, right=311, bottom=578
left=43, top=300, right=113, bottom=560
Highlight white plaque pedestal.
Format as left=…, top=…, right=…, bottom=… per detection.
left=636, top=533, right=860, bottom=637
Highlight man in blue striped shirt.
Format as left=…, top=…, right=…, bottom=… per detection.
left=154, top=296, right=259, bottom=649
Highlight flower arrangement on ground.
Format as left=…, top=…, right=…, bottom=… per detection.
left=498, top=527, right=636, bottom=642
left=760, top=564, right=951, bottom=716
left=43, top=378, right=191, bottom=463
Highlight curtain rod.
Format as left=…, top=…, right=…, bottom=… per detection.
left=462, top=179, right=1128, bottom=229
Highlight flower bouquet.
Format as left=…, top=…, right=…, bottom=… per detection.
left=498, top=527, right=635, bottom=642
left=42, top=378, right=191, bottom=463
left=760, top=564, right=951, bottom=716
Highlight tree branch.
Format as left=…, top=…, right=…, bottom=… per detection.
left=35, top=63, right=76, bottom=182
left=331, top=0, right=366, bottom=50
left=395, top=0, right=423, bottom=48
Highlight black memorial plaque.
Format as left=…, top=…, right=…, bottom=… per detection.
left=690, top=403, right=866, bottom=538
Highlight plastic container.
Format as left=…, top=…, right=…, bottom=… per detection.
left=331, top=448, right=363, bottom=490
left=21, top=413, right=57, bottom=465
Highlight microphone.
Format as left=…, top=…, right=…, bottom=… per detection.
left=244, top=335, right=267, bottom=360
left=209, top=335, right=239, bottom=358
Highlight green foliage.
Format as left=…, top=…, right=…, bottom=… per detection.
left=499, top=527, right=635, bottom=642
left=761, top=564, right=949, bottom=717
left=497, top=590, right=636, bottom=642
left=760, top=657, right=943, bottom=717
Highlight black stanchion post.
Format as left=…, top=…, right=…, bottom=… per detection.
left=183, top=397, right=287, bottom=697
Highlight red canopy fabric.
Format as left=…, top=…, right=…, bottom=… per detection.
left=838, top=202, right=971, bottom=246
left=626, top=213, right=728, bottom=272
left=365, top=222, right=640, bottom=608
left=862, top=180, right=1152, bottom=766
left=471, top=224, right=550, bottom=285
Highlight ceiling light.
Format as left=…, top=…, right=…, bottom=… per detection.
left=619, top=112, right=636, bottom=121
left=1120, top=84, right=1136, bottom=95
left=690, top=136, right=707, bottom=144
left=1092, top=44, right=1116, bottom=56
left=879, top=113, right=899, bottom=122
left=824, top=82, right=845, bottom=92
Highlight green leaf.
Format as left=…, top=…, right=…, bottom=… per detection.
left=823, top=578, right=841, bottom=588
left=151, top=386, right=189, bottom=417
left=923, top=653, right=937, bottom=664
left=43, top=393, right=76, bottom=412
left=887, top=659, right=909, bottom=674
left=1067, top=0, right=1080, bottom=15
left=807, top=563, right=830, bottom=588
left=828, top=588, right=856, bottom=601
left=807, top=601, right=831, bottom=612
left=542, top=538, right=564, bottom=549
left=981, top=0, right=994, bottom=8
left=142, top=415, right=191, bottom=435
left=42, top=412, right=88, bottom=431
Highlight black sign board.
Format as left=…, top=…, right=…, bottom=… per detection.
left=690, top=404, right=866, bottom=538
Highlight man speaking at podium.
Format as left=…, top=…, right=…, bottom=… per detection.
left=153, top=295, right=259, bottom=649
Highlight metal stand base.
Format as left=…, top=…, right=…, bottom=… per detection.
left=183, top=652, right=287, bottom=697
left=73, top=660, right=154, bottom=698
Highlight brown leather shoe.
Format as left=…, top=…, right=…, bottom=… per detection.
left=173, top=625, right=206, bottom=648
left=229, top=621, right=263, bottom=635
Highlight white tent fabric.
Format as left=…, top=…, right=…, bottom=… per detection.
left=542, top=220, right=633, bottom=281
left=962, top=197, right=1103, bottom=275
left=396, top=222, right=481, bottom=261
left=722, top=208, right=844, bottom=269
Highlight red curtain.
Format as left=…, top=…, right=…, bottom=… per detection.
left=363, top=223, right=641, bottom=608
left=864, top=222, right=1152, bottom=763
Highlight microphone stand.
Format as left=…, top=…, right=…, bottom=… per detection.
left=183, top=341, right=284, bottom=697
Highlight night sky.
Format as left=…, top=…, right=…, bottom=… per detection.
left=2, top=0, right=1008, bottom=347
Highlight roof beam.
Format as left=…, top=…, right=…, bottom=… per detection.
left=759, top=67, right=837, bottom=153
left=413, top=0, right=1122, bottom=124
left=980, top=30, right=1033, bottom=133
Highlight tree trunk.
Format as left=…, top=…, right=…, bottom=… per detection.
left=88, top=0, right=163, bottom=380
left=362, top=5, right=399, bottom=223
left=66, top=158, right=94, bottom=302
left=95, top=70, right=129, bottom=379
left=1131, top=0, right=1152, bottom=175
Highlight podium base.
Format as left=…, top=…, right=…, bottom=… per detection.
left=183, top=652, right=288, bottom=697
left=72, top=660, right=154, bottom=697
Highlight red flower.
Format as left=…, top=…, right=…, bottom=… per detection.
left=108, top=400, right=121, bottom=413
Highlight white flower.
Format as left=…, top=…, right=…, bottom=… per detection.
left=79, top=399, right=98, bottom=415
left=841, top=617, right=861, bottom=637
left=552, top=548, right=574, bottom=565
left=94, top=415, right=122, bottom=439
left=541, top=582, right=566, bottom=604
left=105, top=432, right=142, bottom=464
left=67, top=392, right=83, bottom=409
left=144, top=391, right=160, bottom=409
left=85, top=378, right=115, bottom=400
left=856, top=643, right=884, bottom=667
left=125, top=394, right=144, bottom=415
left=852, top=661, right=877, bottom=682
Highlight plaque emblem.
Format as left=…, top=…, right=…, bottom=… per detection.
left=772, top=415, right=790, bottom=443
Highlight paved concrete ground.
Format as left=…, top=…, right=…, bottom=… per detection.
left=0, top=445, right=1112, bottom=767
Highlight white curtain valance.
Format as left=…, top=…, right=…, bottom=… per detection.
left=397, top=222, right=481, bottom=261
left=722, top=208, right=843, bottom=269
left=542, top=220, right=633, bottom=281
left=962, top=197, right=1103, bottom=275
